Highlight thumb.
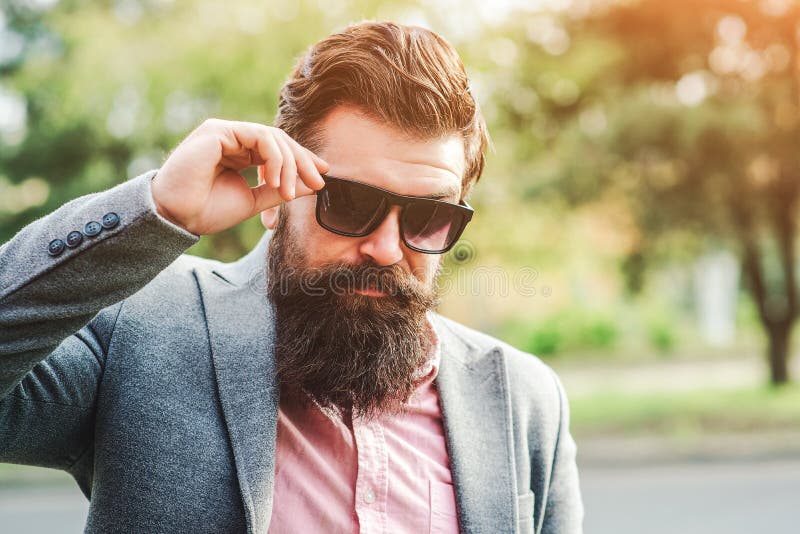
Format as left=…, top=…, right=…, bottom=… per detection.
left=250, top=180, right=316, bottom=215
left=250, top=183, right=285, bottom=215
left=294, top=180, right=316, bottom=198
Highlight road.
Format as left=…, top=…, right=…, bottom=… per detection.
left=1, top=459, right=799, bottom=533
left=580, top=459, right=800, bottom=534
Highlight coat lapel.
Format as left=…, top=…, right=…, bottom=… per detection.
left=193, top=232, right=278, bottom=534
left=433, top=314, right=518, bottom=534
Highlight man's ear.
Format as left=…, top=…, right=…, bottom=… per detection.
left=261, top=206, right=280, bottom=230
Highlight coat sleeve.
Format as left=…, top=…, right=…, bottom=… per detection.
left=540, top=368, right=584, bottom=534
left=0, top=170, right=199, bottom=474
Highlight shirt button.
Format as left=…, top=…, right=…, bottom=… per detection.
left=363, top=488, right=376, bottom=504
left=84, top=221, right=102, bottom=236
left=47, top=238, right=65, bottom=257
left=65, top=230, right=84, bottom=248
left=101, top=212, right=120, bottom=229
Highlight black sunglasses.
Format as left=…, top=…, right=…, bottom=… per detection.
left=315, top=174, right=473, bottom=254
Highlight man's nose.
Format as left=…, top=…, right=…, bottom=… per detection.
left=357, top=206, right=404, bottom=266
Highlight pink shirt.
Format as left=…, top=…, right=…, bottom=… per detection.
left=268, top=314, right=459, bottom=533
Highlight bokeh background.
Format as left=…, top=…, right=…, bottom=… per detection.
left=2, top=0, right=800, bottom=532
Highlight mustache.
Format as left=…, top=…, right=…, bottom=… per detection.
left=268, top=260, right=435, bottom=303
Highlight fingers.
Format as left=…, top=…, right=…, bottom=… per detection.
left=213, top=119, right=329, bottom=205
left=307, top=149, right=330, bottom=174
left=274, top=134, right=297, bottom=202
left=280, top=131, right=326, bottom=192
left=250, top=167, right=318, bottom=216
left=258, top=132, right=283, bottom=189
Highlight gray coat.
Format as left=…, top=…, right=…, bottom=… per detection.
left=0, top=170, right=583, bottom=533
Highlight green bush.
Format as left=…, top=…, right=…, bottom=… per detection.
left=647, top=320, right=676, bottom=354
left=526, top=323, right=564, bottom=356
left=500, top=308, right=620, bottom=358
left=578, top=314, right=619, bottom=350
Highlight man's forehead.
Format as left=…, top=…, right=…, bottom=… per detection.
left=329, top=163, right=462, bottom=201
left=315, top=107, right=465, bottom=199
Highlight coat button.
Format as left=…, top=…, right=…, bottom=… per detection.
left=47, top=239, right=66, bottom=256
left=101, top=212, right=120, bottom=229
left=65, top=230, right=84, bottom=248
left=84, top=221, right=102, bottom=236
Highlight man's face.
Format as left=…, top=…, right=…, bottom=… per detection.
left=264, top=105, right=466, bottom=289
left=262, top=106, right=467, bottom=418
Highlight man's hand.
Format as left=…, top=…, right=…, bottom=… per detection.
left=152, top=119, right=329, bottom=235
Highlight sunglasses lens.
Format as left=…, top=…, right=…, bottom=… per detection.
left=318, top=179, right=387, bottom=235
left=403, top=201, right=466, bottom=252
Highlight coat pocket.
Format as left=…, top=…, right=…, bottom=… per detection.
left=517, top=490, right=535, bottom=534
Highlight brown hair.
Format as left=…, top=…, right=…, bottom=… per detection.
left=274, top=21, right=489, bottom=199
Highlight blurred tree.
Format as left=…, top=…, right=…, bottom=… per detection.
left=489, top=0, right=800, bottom=384
left=7, top=0, right=799, bottom=384
left=0, top=0, right=419, bottom=259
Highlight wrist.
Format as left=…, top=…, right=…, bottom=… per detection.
left=154, top=199, right=184, bottom=229
left=149, top=173, right=193, bottom=234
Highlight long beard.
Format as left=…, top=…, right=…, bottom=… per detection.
left=266, top=216, right=440, bottom=420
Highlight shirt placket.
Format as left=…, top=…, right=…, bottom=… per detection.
left=353, top=416, right=389, bottom=534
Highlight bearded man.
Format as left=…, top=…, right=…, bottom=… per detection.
left=0, top=21, right=583, bottom=534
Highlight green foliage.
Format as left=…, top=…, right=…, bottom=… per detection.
left=484, top=0, right=800, bottom=382
left=2, top=0, right=797, bottom=383
left=642, top=307, right=679, bottom=355
left=526, top=319, right=564, bottom=357
left=501, top=308, right=621, bottom=358
left=578, top=313, right=619, bottom=350
left=646, top=319, right=676, bottom=355
left=0, top=0, right=421, bottom=259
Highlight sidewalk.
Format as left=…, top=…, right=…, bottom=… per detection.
left=551, top=353, right=800, bottom=465
left=552, top=352, right=800, bottom=398
left=577, top=431, right=800, bottom=468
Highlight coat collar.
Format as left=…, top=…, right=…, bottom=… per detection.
left=194, top=231, right=517, bottom=534
left=193, top=230, right=277, bottom=534
left=211, top=229, right=273, bottom=287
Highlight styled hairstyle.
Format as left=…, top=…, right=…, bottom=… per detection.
left=274, top=21, right=489, bottom=199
